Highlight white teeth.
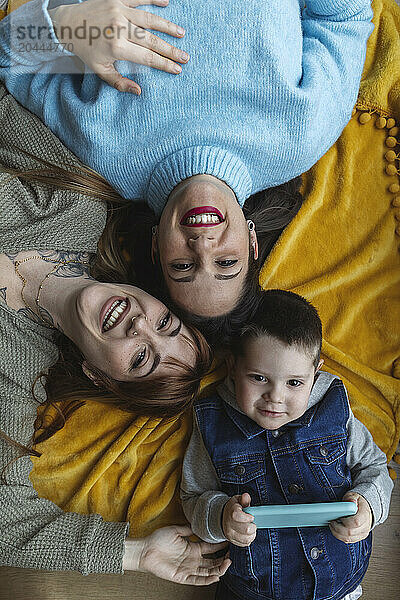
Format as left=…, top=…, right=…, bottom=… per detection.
left=103, top=299, right=127, bottom=331
left=185, top=213, right=221, bottom=225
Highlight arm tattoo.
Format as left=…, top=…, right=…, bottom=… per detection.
left=38, top=250, right=94, bottom=279
left=5, top=250, right=95, bottom=280
left=5, top=253, right=18, bottom=262
left=17, top=306, right=55, bottom=327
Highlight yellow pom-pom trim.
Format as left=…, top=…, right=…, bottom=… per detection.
left=393, top=454, right=400, bottom=465
left=389, top=183, right=400, bottom=194
left=386, top=136, right=398, bottom=148
left=386, top=164, right=398, bottom=177
left=376, top=116, right=387, bottom=129
left=385, top=150, right=397, bottom=162
left=356, top=105, right=399, bottom=241
left=359, top=112, right=372, bottom=124
left=388, top=467, right=397, bottom=480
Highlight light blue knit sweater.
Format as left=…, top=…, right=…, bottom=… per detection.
left=0, top=0, right=373, bottom=217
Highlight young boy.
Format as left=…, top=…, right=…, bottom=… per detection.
left=180, top=290, right=393, bottom=600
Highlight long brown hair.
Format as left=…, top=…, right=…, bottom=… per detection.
left=0, top=149, right=211, bottom=461
left=34, top=324, right=211, bottom=444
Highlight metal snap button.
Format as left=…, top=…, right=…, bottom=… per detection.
left=234, top=465, right=246, bottom=476
left=271, top=430, right=280, bottom=437
left=319, top=446, right=328, bottom=457
left=288, top=483, right=303, bottom=495
left=310, top=547, right=321, bottom=560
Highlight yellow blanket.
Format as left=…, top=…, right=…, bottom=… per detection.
left=2, top=0, right=399, bottom=537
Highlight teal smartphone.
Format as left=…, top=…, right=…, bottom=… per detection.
left=243, top=502, right=357, bottom=528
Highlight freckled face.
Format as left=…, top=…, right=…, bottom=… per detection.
left=232, top=335, right=320, bottom=430
left=67, top=282, right=196, bottom=381
left=156, top=175, right=254, bottom=316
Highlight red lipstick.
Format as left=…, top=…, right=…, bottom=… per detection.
left=180, top=205, right=224, bottom=227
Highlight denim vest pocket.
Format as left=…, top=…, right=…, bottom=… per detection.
left=215, top=457, right=266, bottom=500
left=347, top=532, right=372, bottom=577
left=303, top=441, right=348, bottom=499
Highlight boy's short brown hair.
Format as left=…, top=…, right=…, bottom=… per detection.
left=231, top=289, right=322, bottom=369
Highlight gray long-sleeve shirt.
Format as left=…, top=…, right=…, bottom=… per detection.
left=180, top=371, right=394, bottom=543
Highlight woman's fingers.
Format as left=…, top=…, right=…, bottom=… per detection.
left=128, top=28, right=189, bottom=64
left=121, top=39, right=185, bottom=73
left=125, top=0, right=170, bottom=9
left=186, top=560, right=232, bottom=586
left=197, top=558, right=231, bottom=577
left=171, top=525, right=194, bottom=537
left=199, top=556, right=230, bottom=569
left=199, top=540, right=229, bottom=555
left=95, top=30, right=185, bottom=94
left=185, top=574, right=222, bottom=586
left=125, top=7, right=186, bottom=39
left=122, top=7, right=189, bottom=69
left=94, top=62, right=141, bottom=94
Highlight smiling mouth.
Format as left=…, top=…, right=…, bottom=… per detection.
left=180, top=205, right=225, bottom=227
left=258, top=409, right=285, bottom=417
left=101, top=297, right=130, bottom=332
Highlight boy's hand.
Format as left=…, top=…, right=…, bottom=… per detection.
left=329, top=491, right=372, bottom=543
left=222, top=493, right=257, bottom=547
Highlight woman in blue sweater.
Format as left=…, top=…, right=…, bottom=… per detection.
left=0, top=0, right=374, bottom=326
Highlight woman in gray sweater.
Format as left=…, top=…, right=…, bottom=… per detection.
left=0, top=81, right=231, bottom=580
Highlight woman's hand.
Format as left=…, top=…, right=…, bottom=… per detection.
left=329, top=491, right=373, bottom=543
left=48, top=0, right=189, bottom=94
left=222, top=492, right=257, bottom=547
left=123, top=525, right=231, bottom=585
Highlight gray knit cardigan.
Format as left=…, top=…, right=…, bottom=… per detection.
left=0, top=81, right=130, bottom=574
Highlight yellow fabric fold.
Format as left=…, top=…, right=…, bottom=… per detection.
left=2, top=0, right=399, bottom=537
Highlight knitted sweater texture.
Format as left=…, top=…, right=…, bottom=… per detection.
left=0, top=82, right=130, bottom=574
left=0, top=0, right=373, bottom=216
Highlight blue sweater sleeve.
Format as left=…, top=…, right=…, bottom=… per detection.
left=0, top=0, right=81, bottom=116
left=0, top=0, right=76, bottom=66
left=301, top=0, right=373, bottom=122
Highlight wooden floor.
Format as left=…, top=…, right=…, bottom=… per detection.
left=1, top=457, right=399, bottom=600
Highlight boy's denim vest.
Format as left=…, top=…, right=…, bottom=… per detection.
left=194, top=379, right=372, bottom=600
